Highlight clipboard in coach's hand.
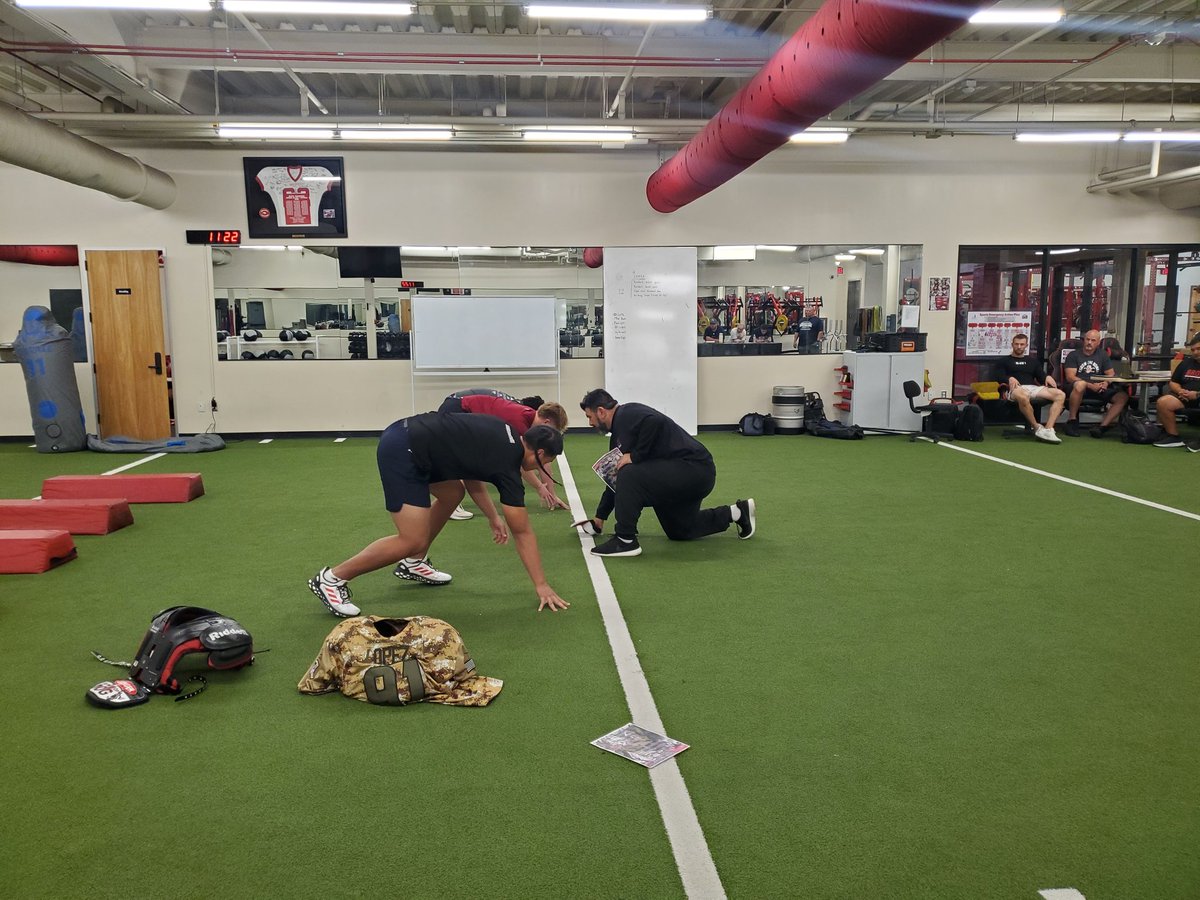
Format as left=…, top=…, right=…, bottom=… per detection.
left=593, top=447, right=622, bottom=490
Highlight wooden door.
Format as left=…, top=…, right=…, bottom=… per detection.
left=85, top=250, right=171, bottom=439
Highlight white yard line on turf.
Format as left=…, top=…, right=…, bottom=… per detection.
left=31, top=451, right=167, bottom=499
left=102, top=452, right=167, bottom=476
left=558, top=452, right=727, bottom=900
left=934, top=440, right=1200, bottom=522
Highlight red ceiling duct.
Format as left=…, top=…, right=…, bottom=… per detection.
left=646, top=0, right=990, bottom=213
left=583, top=247, right=604, bottom=268
left=0, top=245, right=79, bottom=266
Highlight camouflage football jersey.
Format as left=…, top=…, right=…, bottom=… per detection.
left=297, top=615, right=502, bottom=706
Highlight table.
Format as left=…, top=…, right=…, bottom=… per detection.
left=1094, top=371, right=1172, bottom=418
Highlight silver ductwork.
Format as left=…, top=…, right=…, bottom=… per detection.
left=0, top=101, right=176, bottom=209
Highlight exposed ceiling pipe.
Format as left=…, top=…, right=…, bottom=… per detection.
left=645, top=0, right=991, bottom=214
left=0, top=245, right=78, bottom=266
left=0, top=100, right=176, bottom=209
left=230, top=12, right=330, bottom=116
left=606, top=26, right=655, bottom=120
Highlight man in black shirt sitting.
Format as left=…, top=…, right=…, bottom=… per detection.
left=575, top=388, right=755, bottom=557
left=309, top=414, right=569, bottom=616
left=1153, top=332, right=1200, bottom=449
left=996, top=333, right=1065, bottom=444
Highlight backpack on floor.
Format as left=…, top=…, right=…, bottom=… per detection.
left=924, top=400, right=961, bottom=436
left=802, top=393, right=826, bottom=433
left=1121, top=412, right=1163, bottom=445
left=737, top=412, right=765, bottom=436
left=809, top=417, right=865, bottom=440
left=953, top=403, right=985, bottom=441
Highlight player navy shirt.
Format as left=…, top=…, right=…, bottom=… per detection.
left=995, top=354, right=1047, bottom=385
left=404, top=412, right=526, bottom=506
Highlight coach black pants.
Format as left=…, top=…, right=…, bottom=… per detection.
left=612, top=458, right=732, bottom=541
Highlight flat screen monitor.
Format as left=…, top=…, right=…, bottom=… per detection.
left=337, top=246, right=403, bottom=279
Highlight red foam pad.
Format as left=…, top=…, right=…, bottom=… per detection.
left=41, top=473, right=204, bottom=504
left=0, top=499, right=134, bottom=535
left=0, top=529, right=77, bottom=574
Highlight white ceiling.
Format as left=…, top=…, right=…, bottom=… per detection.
left=0, top=0, right=1197, bottom=149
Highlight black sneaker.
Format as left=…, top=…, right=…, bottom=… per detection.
left=1089, top=425, right=1110, bottom=439
left=1064, top=420, right=1081, bottom=437
left=591, top=535, right=642, bottom=557
left=735, top=498, right=756, bottom=540
left=1187, top=439, right=1200, bottom=453
left=1154, top=434, right=1184, bottom=448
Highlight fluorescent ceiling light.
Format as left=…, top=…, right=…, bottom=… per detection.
left=218, top=126, right=334, bottom=139
left=849, top=247, right=885, bottom=256
left=522, top=127, right=633, bottom=142
left=1048, top=247, right=1081, bottom=255
left=339, top=128, right=452, bottom=141
left=969, top=8, right=1063, bottom=24
left=17, top=0, right=210, bottom=8
left=1125, top=131, right=1200, bottom=142
left=526, top=4, right=708, bottom=22
left=223, top=1, right=413, bottom=14
left=834, top=253, right=855, bottom=261
left=755, top=245, right=797, bottom=252
left=788, top=128, right=850, bottom=144
left=1015, top=132, right=1121, bottom=143
left=240, top=245, right=303, bottom=251
left=712, top=245, right=756, bottom=261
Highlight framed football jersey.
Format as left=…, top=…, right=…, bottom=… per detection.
left=242, top=156, right=347, bottom=239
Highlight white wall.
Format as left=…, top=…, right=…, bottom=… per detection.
left=0, top=139, right=1197, bottom=436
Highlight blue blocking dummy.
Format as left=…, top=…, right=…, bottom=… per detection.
left=14, top=305, right=87, bottom=452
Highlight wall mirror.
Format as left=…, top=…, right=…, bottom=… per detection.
left=0, top=246, right=86, bottom=364
left=211, top=243, right=923, bottom=362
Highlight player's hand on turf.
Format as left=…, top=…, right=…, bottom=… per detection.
left=536, top=584, right=570, bottom=612
left=489, top=517, right=510, bottom=545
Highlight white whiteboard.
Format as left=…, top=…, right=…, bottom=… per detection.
left=411, top=295, right=557, bottom=370
left=603, top=247, right=699, bottom=434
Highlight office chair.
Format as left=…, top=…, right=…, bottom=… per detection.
left=902, top=380, right=957, bottom=442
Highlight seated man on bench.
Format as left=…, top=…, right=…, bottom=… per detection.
left=997, top=332, right=1064, bottom=443
left=1063, top=328, right=1129, bottom=437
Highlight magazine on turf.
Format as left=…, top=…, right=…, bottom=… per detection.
left=591, top=723, right=689, bottom=768
left=592, top=447, right=623, bottom=490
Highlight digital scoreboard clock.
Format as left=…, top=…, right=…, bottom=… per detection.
left=185, top=229, right=242, bottom=245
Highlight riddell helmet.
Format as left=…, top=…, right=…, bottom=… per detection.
left=129, top=606, right=254, bottom=694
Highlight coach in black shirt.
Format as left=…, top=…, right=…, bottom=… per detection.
left=995, top=333, right=1065, bottom=443
left=309, top=413, right=569, bottom=615
left=576, top=388, right=755, bottom=557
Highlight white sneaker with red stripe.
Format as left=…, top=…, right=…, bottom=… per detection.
left=393, top=557, right=453, bottom=585
left=308, top=567, right=361, bottom=617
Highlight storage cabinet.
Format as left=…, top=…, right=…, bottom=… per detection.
left=835, top=350, right=926, bottom=431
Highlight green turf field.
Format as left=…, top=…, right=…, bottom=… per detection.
left=1, top=428, right=1197, bottom=899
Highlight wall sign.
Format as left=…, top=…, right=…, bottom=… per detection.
left=928, top=276, right=950, bottom=311
left=242, top=157, right=347, bottom=240
left=965, top=310, right=1033, bottom=357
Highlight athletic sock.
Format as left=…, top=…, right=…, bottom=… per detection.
left=321, top=569, right=345, bottom=585
left=730, top=504, right=742, bottom=522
